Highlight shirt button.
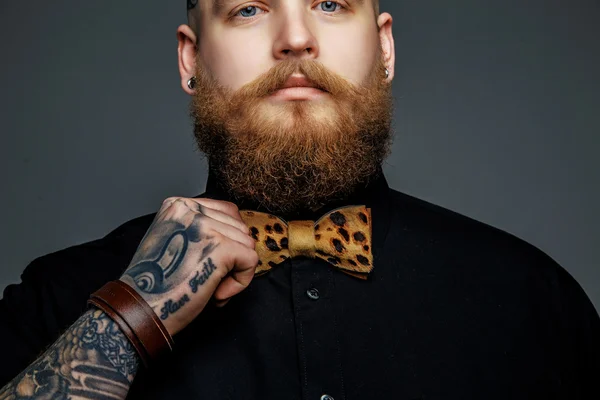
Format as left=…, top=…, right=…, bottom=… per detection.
left=306, top=287, right=320, bottom=300
left=321, top=395, right=334, bottom=400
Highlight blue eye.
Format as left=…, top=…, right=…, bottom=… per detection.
left=320, top=1, right=339, bottom=12
left=238, top=6, right=258, bottom=17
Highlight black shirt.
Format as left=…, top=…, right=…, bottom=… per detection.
left=1, top=171, right=598, bottom=399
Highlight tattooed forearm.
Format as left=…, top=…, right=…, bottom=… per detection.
left=0, top=309, right=139, bottom=400
left=189, top=258, right=217, bottom=294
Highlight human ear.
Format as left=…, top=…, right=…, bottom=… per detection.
left=177, top=24, right=198, bottom=95
left=377, top=13, right=395, bottom=81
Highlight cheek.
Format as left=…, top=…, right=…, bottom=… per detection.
left=199, top=30, right=274, bottom=91
left=318, top=26, right=380, bottom=85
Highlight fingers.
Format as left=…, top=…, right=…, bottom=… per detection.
left=214, top=298, right=231, bottom=308
left=159, top=196, right=259, bottom=292
left=185, top=198, right=244, bottom=222
left=159, top=197, right=249, bottom=235
left=194, top=214, right=255, bottom=250
left=196, top=205, right=249, bottom=235
left=130, top=196, right=260, bottom=333
left=212, top=241, right=259, bottom=302
left=213, top=270, right=254, bottom=302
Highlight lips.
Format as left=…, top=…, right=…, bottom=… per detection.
left=267, top=74, right=328, bottom=101
left=279, top=75, right=326, bottom=92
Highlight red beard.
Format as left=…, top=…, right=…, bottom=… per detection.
left=191, top=53, right=393, bottom=214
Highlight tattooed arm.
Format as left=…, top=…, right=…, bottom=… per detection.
left=0, top=309, right=138, bottom=400
left=0, top=197, right=257, bottom=399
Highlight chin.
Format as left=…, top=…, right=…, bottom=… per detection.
left=239, top=99, right=342, bottom=139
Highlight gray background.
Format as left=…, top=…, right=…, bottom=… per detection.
left=0, top=1, right=598, bottom=310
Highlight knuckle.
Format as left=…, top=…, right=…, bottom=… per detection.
left=201, top=217, right=219, bottom=233
left=192, top=213, right=207, bottom=224
left=210, top=230, right=225, bottom=242
left=164, top=197, right=184, bottom=209
left=196, top=198, right=215, bottom=207
left=222, top=201, right=239, bottom=212
left=213, top=267, right=228, bottom=282
left=195, top=200, right=216, bottom=215
left=162, top=196, right=178, bottom=205
left=213, top=231, right=234, bottom=249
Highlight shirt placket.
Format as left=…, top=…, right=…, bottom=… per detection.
left=291, top=258, right=345, bottom=400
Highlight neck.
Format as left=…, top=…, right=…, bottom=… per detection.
left=203, top=165, right=388, bottom=222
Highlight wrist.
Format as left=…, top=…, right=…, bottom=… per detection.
left=88, top=280, right=175, bottom=368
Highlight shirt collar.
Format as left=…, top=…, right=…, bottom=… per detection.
left=195, top=166, right=392, bottom=253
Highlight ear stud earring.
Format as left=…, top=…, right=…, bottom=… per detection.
left=385, top=68, right=389, bottom=79
left=187, top=77, right=196, bottom=90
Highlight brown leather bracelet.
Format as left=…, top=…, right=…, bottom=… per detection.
left=88, top=280, right=175, bottom=368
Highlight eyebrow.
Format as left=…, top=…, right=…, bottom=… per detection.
left=211, top=0, right=367, bottom=15
left=211, top=0, right=234, bottom=15
left=346, top=0, right=367, bottom=7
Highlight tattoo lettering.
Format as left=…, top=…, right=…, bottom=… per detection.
left=159, top=294, right=191, bottom=320
left=189, top=258, right=218, bottom=294
left=0, top=309, right=139, bottom=400
left=187, top=0, right=198, bottom=10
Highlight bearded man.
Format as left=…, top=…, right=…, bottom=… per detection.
left=0, top=1, right=598, bottom=399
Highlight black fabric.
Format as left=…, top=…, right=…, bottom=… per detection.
left=1, top=170, right=599, bottom=399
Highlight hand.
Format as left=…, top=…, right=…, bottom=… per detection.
left=119, top=197, right=258, bottom=336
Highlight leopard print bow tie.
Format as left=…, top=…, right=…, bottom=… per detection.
left=240, top=205, right=373, bottom=280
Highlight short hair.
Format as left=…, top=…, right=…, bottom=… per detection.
left=187, top=0, right=380, bottom=32
left=187, top=0, right=197, bottom=11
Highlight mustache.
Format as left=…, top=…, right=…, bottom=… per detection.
left=232, top=59, right=361, bottom=100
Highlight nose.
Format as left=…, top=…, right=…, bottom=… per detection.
left=272, top=10, right=319, bottom=60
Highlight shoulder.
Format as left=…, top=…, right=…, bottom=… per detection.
left=21, top=212, right=157, bottom=288
left=384, top=188, right=597, bottom=314
left=24, top=191, right=216, bottom=281
left=3, top=211, right=158, bottom=332
left=386, top=187, right=556, bottom=267
left=384, top=188, right=600, bottom=384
